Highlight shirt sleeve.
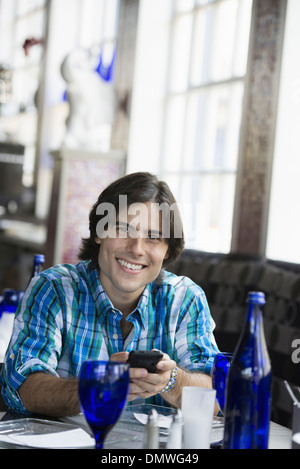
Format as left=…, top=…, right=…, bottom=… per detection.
left=173, top=284, right=220, bottom=375
left=0, top=275, right=63, bottom=413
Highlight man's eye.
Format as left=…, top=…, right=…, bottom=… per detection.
left=115, top=224, right=129, bottom=236
left=149, top=234, right=161, bottom=241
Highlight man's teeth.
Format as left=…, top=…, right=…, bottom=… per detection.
left=117, top=259, right=144, bottom=270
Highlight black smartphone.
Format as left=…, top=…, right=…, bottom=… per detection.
left=127, top=350, right=163, bottom=373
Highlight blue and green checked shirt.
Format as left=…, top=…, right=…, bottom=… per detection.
left=0, top=260, right=219, bottom=412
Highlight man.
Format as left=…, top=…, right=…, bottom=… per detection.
left=0, top=172, right=219, bottom=416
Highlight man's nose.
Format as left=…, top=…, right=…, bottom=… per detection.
left=126, top=235, right=145, bottom=255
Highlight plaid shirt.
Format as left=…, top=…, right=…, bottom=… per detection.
left=0, top=260, right=219, bottom=413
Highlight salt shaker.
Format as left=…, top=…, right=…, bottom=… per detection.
left=143, top=409, right=159, bottom=449
left=167, top=409, right=183, bottom=449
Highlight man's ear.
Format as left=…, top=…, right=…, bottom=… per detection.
left=94, top=237, right=101, bottom=245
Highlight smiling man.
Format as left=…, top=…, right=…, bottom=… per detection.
left=0, top=172, right=219, bottom=416
left=95, top=201, right=170, bottom=314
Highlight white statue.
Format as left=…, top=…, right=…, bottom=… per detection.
left=61, top=48, right=117, bottom=151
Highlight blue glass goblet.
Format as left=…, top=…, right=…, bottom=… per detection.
left=211, top=352, right=233, bottom=415
left=78, top=360, right=130, bottom=449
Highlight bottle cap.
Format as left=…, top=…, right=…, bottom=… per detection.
left=147, top=409, right=158, bottom=424
left=34, top=254, right=45, bottom=263
left=247, top=291, right=265, bottom=304
left=173, top=408, right=183, bottom=424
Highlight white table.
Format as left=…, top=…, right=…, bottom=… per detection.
left=0, top=405, right=293, bottom=449
left=268, top=420, right=292, bottom=449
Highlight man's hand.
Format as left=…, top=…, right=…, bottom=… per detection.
left=110, top=351, right=176, bottom=402
left=110, top=351, right=216, bottom=411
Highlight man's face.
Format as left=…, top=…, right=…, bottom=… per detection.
left=95, top=201, right=169, bottom=310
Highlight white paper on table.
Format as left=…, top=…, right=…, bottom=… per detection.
left=0, top=427, right=94, bottom=448
left=133, top=412, right=172, bottom=428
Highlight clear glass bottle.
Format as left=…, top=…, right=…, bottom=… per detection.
left=223, top=291, right=272, bottom=449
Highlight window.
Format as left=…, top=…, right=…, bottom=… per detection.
left=160, top=0, right=253, bottom=252
left=128, top=0, right=253, bottom=253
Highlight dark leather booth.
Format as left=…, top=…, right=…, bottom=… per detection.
left=169, top=249, right=300, bottom=428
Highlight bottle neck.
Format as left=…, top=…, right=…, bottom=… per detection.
left=243, top=302, right=268, bottom=352
left=33, top=264, right=43, bottom=275
left=247, top=302, right=264, bottom=334
left=237, top=300, right=270, bottom=373
left=31, top=262, right=43, bottom=278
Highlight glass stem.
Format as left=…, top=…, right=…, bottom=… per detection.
left=95, top=436, right=105, bottom=449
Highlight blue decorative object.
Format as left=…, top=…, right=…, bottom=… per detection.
left=78, top=360, right=130, bottom=449
left=223, top=292, right=272, bottom=449
left=211, top=352, right=233, bottom=414
left=95, top=46, right=116, bottom=82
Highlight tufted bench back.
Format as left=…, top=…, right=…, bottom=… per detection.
left=168, top=250, right=300, bottom=428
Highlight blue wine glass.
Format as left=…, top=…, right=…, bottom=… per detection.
left=78, top=360, right=130, bottom=449
left=211, top=352, right=233, bottom=415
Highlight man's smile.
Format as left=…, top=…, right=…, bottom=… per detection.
left=117, top=258, right=146, bottom=271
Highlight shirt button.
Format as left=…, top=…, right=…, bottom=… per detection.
left=113, top=333, right=118, bottom=340
left=9, top=353, right=14, bottom=360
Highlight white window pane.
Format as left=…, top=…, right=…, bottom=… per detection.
left=190, top=88, right=222, bottom=171
left=175, top=0, right=195, bottom=13
left=203, top=84, right=243, bottom=171
left=79, top=0, right=119, bottom=48
left=182, top=93, right=199, bottom=170
left=181, top=84, right=243, bottom=171
left=233, top=0, right=253, bottom=76
left=28, top=0, right=36, bottom=11
left=169, top=14, right=193, bottom=93
left=196, top=0, right=216, bottom=5
left=190, top=9, right=209, bottom=86
left=191, top=0, right=251, bottom=84
left=163, top=174, right=182, bottom=203
left=17, top=0, right=29, bottom=16
left=91, top=0, right=106, bottom=45
left=15, top=18, right=27, bottom=52
left=13, top=67, right=38, bottom=109
left=222, top=83, right=244, bottom=170
left=166, top=173, right=235, bottom=252
left=103, top=0, right=119, bottom=39
left=79, top=0, right=96, bottom=47
left=35, top=0, right=47, bottom=8
left=162, top=96, right=186, bottom=171
left=178, top=176, right=201, bottom=240
left=210, top=0, right=239, bottom=81
left=32, top=11, right=45, bottom=37
left=14, top=11, right=45, bottom=65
